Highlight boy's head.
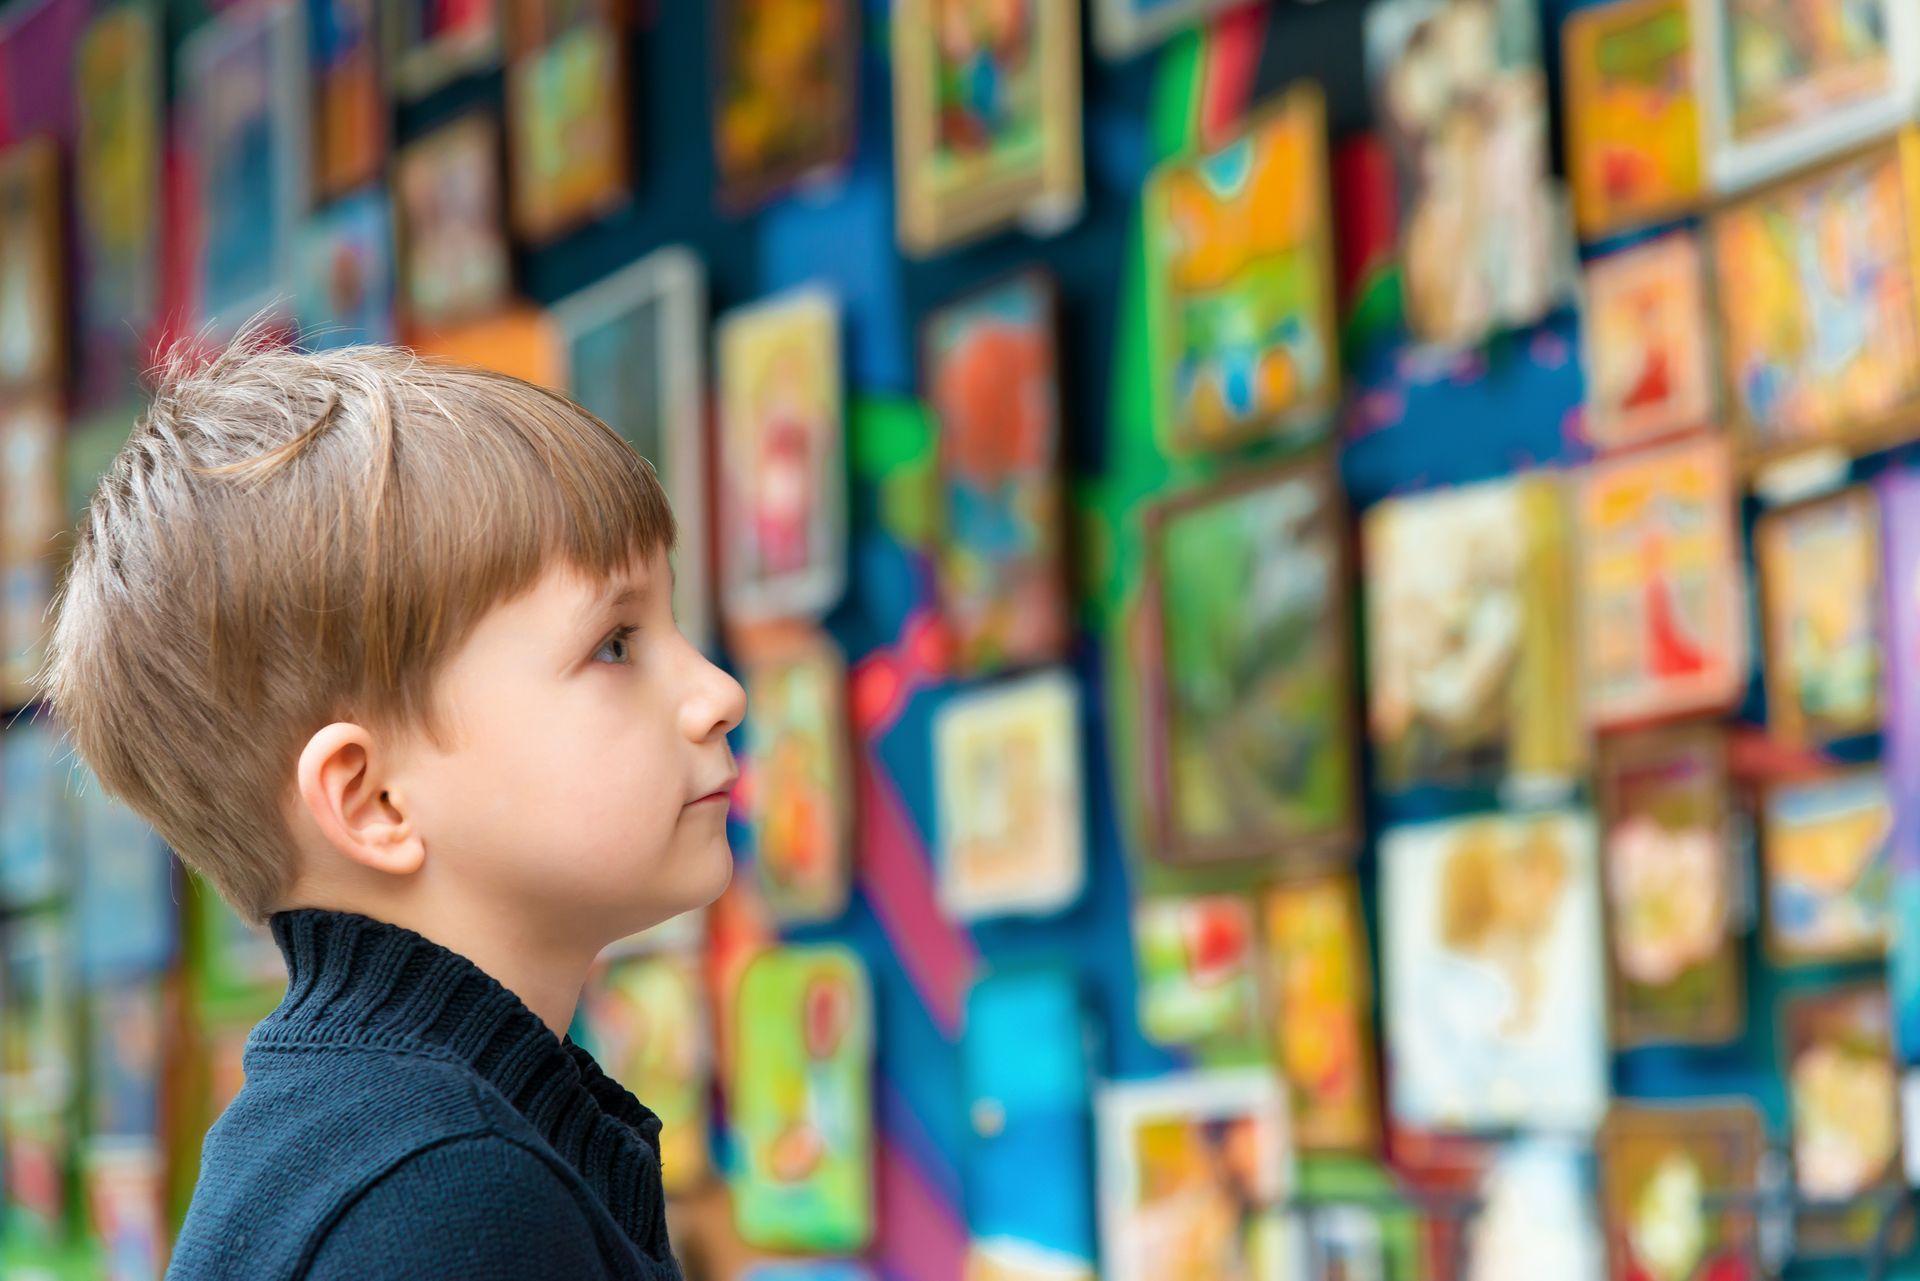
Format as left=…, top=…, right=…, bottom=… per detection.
left=43, top=336, right=745, bottom=948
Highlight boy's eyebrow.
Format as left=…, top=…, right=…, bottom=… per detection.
left=574, top=578, right=645, bottom=632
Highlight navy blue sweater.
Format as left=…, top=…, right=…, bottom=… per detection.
left=165, top=907, right=682, bottom=1279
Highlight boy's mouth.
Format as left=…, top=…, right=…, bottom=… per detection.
left=687, top=776, right=737, bottom=807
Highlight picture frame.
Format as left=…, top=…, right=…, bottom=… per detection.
left=504, top=0, right=630, bottom=244
left=578, top=950, right=711, bottom=1196
left=1598, top=1101, right=1764, bottom=1281
left=891, top=0, right=1083, bottom=257
left=1092, top=0, right=1256, bottom=60
left=394, top=112, right=513, bottom=335
left=296, top=186, right=395, bottom=348
left=1756, top=485, right=1884, bottom=745
left=742, top=631, right=853, bottom=926
left=1134, top=893, right=1263, bottom=1053
left=1761, top=766, right=1893, bottom=966
left=710, top=0, right=858, bottom=212
left=387, top=0, right=501, bottom=101
left=0, top=136, right=65, bottom=394
left=1579, top=232, right=1716, bottom=452
left=1263, top=874, right=1380, bottom=1153
left=311, top=0, right=387, bottom=200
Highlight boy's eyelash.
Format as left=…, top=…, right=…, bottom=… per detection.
left=598, top=624, right=638, bottom=659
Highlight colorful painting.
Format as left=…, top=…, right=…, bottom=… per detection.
left=1262, top=875, right=1378, bottom=1152
left=394, top=113, right=512, bottom=333
left=1756, top=486, right=1884, bottom=744
left=0, top=137, right=64, bottom=393
left=1094, top=1070, right=1297, bottom=1281
left=74, top=5, right=160, bottom=390
left=296, top=188, right=394, bottom=348
left=743, top=634, right=852, bottom=926
left=731, top=945, right=873, bottom=1254
left=82, top=1141, right=170, bottom=1281
left=505, top=0, right=629, bottom=243
left=1135, top=894, right=1262, bottom=1053
left=312, top=0, right=386, bottom=198
left=1580, top=233, right=1716, bottom=451
left=1707, top=132, right=1920, bottom=463
left=1883, top=468, right=1920, bottom=1065
left=1382, top=810, right=1608, bottom=1132
left=87, top=979, right=168, bottom=1141
left=1597, top=726, right=1742, bottom=1048
left=1092, top=0, right=1257, bottom=59
left=933, top=670, right=1084, bottom=922
left=711, top=0, right=857, bottom=211
left=388, top=0, right=501, bottom=100
left=1143, top=84, right=1338, bottom=454
left=1762, top=768, right=1893, bottom=965
left=0, top=719, right=63, bottom=911
left=578, top=952, right=711, bottom=1195
left=923, top=271, right=1069, bottom=673
left=1145, top=458, right=1359, bottom=866
left=1598, top=1102, right=1762, bottom=1281
left=1577, top=436, right=1747, bottom=729
left=1784, top=984, right=1905, bottom=1256
left=892, top=0, right=1082, bottom=256
left=1563, top=0, right=1704, bottom=237
left=0, top=395, right=62, bottom=708
left=1366, top=0, right=1562, bottom=347
left=716, top=288, right=846, bottom=624
left=1363, top=475, right=1582, bottom=790
left=410, top=305, right=562, bottom=389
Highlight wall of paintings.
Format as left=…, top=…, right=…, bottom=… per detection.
left=4, top=0, right=1920, bottom=1278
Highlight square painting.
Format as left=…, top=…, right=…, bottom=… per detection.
left=1580, top=233, right=1715, bottom=451
left=743, top=633, right=852, bottom=926
left=1763, top=767, right=1892, bottom=966
left=505, top=0, right=629, bottom=243
left=394, top=113, right=512, bottom=334
left=1784, top=984, right=1906, bottom=1256
left=74, top=6, right=160, bottom=390
left=1756, top=486, right=1884, bottom=744
left=297, top=188, right=394, bottom=348
left=1263, top=875, right=1379, bottom=1153
left=1563, top=0, right=1704, bottom=236
left=711, top=0, right=857, bottom=211
left=0, top=137, right=64, bottom=393
left=1598, top=1101, right=1762, bottom=1281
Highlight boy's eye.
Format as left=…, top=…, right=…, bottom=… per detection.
left=594, top=624, right=639, bottom=665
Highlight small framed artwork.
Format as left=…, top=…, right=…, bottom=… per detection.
left=1093, top=0, right=1256, bottom=60
left=742, top=632, right=853, bottom=926
left=73, top=5, right=161, bottom=390
left=892, top=0, right=1082, bottom=256
left=932, top=670, right=1084, bottom=922
left=731, top=944, right=873, bottom=1254
left=1134, top=894, right=1263, bottom=1052
left=296, top=187, right=395, bottom=348
left=0, top=137, right=65, bottom=393
left=1094, top=1069, right=1297, bottom=1281
left=1598, top=1101, right=1763, bottom=1281
left=1143, top=84, right=1339, bottom=455
left=1382, top=810, right=1609, bottom=1132
left=181, top=0, right=309, bottom=333
left=1363, top=475, right=1583, bottom=790
left=923, top=270, right=1069, bottom=674
left=1756, top=486, right=1884, bottom=744
left=1580, top=233, right=1715, bottom=451
left=1143, top=456, right=1360, bottom=867
left=1707, top=131, right=1920, bottom=466
left=578, top=951, right=711, bottom=1196
left=555, top=247, right=712, bottom=652
left=1762, top=767, right=1893, bottom=966
left=1696, top=0, right=1920, bottom=192
left=387, top=0, right=501, bottom=101
left=1263, top=874, right=1379, bottom=1153
left=1577, top=435, right=1748, bottom=729
left=710, top=0, right=858, bottom=212
left=505, top=0, right=630, bottom=243
left=394, top=113, right=512, bottom=334
left=312, top=0, right=387, bottom=200
left=1563, top=0, right=1705, bottom=237
left=716, top=288, right=846, bottom=625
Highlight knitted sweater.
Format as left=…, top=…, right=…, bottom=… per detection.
left=164, top=906, right=683, bottom=1280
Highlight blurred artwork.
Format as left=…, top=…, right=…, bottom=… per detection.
left=87, top=980, right=168, bottom=1142
left=1762, top=768, right=1892, bottom=965
left=1598, top=1102, right=1762, bottom=1281
left=1363, top=476, right=1582, bottom=790
left=388, top=0, right=501, bottom=100
left=717, top=289, right=846, bottom=623
left=743, top=634, right=852, bottom=926
left=1092, top=0, right=1251, bottom=59
left=933, top=670, right=1084, bottom=922
left=395, top=113, right=512, bottom=332
left=411, top=306, right=562, bottom=389
left=1707, top=132, right=1920, bottom=462
left=296, top=189, right=395, bottom=348
left=0, top=718, right=62, bottom=911
left=1577, top=436, right=1747, bottom=728
left=579, top=951, right=711, bottom=1195
left=197, top=893, right=288, bottom=1015
left=892, top=0, right=1082, bottom=256
left=312, top=0, right=386, bottom=198
left=74, top=6, right=160, bottom=389
left=1784, top=983, right=1906, bottom=1256
left=0, top=137, right=64, bottom=393
left=73, top=766, right=176, bottom=985
left=1135, top=894, right=1262, bottom=1052
left=1366, top=0, right=1562, bottom=347
left=556, top=247, right=712, bottom=651
left=83, top=1141, right=170, bottom=1281
left=711, top=0, right=857, bottom=211
left=1881, top=468, right=1920, bottom=1064
left=0, top=396, right=62, bottom=707
left=1146, top=458, right=1359, bottom=865
left=1143, top=85, right=1339, bottom=454
left=1464, top=1140, right=1605, bottom=1281
left=1382, top=811, right=1608, bottom=1132
left=924, top=271, right=1069, bottom=673
left=1094, top=1070, right=1297, bottom=1281
left=505, top=0, right=629, bottom=243
left=4, top=915, right=76, bottom=1239
left=1563, top=0, right=1704, bottom=237
left=1580, top=234, right=1715, bottom=451
left=1263, top=875, right=1379, bottom=1152
left=731, top=945, right=873, bottom=1254
left=1597, top=727, right=1742, bottom=1048
left=1306, top=1208, right=1386, bottom=1281
left=1756, top=486, right=1884, bottom=744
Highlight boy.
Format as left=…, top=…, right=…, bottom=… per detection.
left=42, top=336, right=745, bottom=1279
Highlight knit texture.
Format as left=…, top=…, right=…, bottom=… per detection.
left=164, top=906, right=683, bottom=1280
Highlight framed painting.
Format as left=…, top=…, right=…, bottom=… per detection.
left=1366, top=0, right=1562, bottom=348
left=1598, top=1102, right=1763, bottom=1281
left=892, top=0, right=1082, bottom=256
left=1381, top=810, right=1609, bottom=1132
left=742, top=632, right=852, bottom=926
left=554, top=246, right=712, bottom=652
left=0, top=137, right=64, bottom=394
left=1882, top=467, right=1920, bottom=1065
left=1143, top=456, right=1359, bottom=867
left=1563, top=0, right=1705, bottom=237
left=578, top=951, right=711, bottom=1196
left=1143, top=84, right=1339, bottom=455
left=1093, top=0, right=1256, bottom=60
left=1707, top=130, right=1920, bottom=466
left=923, top=270, right=1069, bottom=674
left=505, top=0, right=629, bottom=243
left=715, top=288, right=846, bottom=625
left=1597, top=725, right=1742, bottom=1048
left=1577, top=435, right=1747, bottom=729
left=182, top=0, right=309, bottom=333
left=1363, top=474, right=1583, bottom=790
left=932, top=669, right=1085, bottom=922
left=312, top=0, right=386, bottom=199
left=710, top=0, right=857, bottom=212
left=387, top=0, right=501, bottom=101
left=296, top=187, right=394, bottom=348
left=1762, top=767, right=1892, bottom=966
left=1263, top=874, right=1379, bottom=1153
left=1134, top=894, right=1263, bottom=1053
left=1756, top=486, right=1884, bottom=744
left=1580, top=233, right=1716, bottom=451
left=394, top=112, right=512, bottom=334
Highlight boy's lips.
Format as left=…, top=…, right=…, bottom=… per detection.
left=688, top=777, right=737, bottom=807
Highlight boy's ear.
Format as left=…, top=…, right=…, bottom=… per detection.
left=295, top=722, right=424, bottom=878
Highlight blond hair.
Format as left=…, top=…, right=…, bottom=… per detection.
left=40, top=334, right=675, bottom=925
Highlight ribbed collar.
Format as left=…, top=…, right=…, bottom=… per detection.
left=257, top=906, right=675, bottom=1269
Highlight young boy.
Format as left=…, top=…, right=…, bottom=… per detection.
left=42, top=337, right=745, bottom=1279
